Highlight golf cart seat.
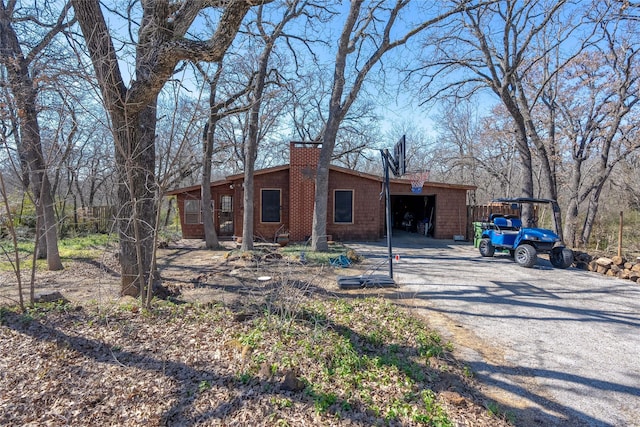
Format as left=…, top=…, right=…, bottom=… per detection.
left=493, top=216, right=521, bottom=230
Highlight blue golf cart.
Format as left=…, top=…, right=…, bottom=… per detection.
left=478, top=198, right=574, bottom=269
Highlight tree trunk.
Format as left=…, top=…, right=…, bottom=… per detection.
left=241, top=164, right=256, bottom=251
left=36, top=204, right=47, bottom=259
left=18, top=102, right=63, bottom=271
left=310, top=137, right=333, bottom=251
left=563, top=159, right=583, bottom=247
left=241, top=21, right=283, bottom=251
left=506, top=105, right=535, bottom=226
left=202, top=122, right=219, bottom=249
left=516, top=80, right=558, bottom=201
left=580, top=184, right=604, bottom=247
left=241, top=52, right=267, bottom=250
left=310, top=0, right=362, bottom=252
left=112, top=104, right=158, bottom=297
left=72, top=0, right=257, bottom=294
left=1, top=6, right=63, bottom=271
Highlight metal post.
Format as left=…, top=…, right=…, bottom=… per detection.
left=618, top=211, right=623, bottom=258
left=381, top=149, right=393, bottom=279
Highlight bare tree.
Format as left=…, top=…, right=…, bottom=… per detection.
left=433, top=100, right=482, bottom=203
left=71, top=0, right=264, bottom=297
left=474, top=106, right=523, bottom=200
left=413, top=0, right=587, bottom=226
left=0, top=0, right=71, bottom=270
left=619, top=150, right=640, bottom=211
left=237, top=0, right=322, bottom=250
left=155, top=81, right=207, bottom=193
left=310, top=0, right=480, bottom=251
left=191, top=60, right=254, bottom=249
left=556, top=12, right=640, bottom=246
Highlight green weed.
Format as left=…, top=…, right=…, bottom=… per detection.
left=417, top=330, right=453, bottom=359
left=280, top=243, right=352, bottom=265
left=487, top=401, right=516, bottom=423
left=419, top=390, right=453, bottom=426
left=312, top=391, right=338, bottom=413
left=239, top=328, right=263, bottom=348
left=237, top=373, right=252, bottom=384
left=463, top=365, right=474, bottom=378
left=269, top=397, right=293, bottom=409
left=0, top=233, right=115, bottom=272
left=198, top=380, right=212, bottom=393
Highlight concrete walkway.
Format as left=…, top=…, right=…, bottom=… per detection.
left=347, top=233, right=640, bottom=426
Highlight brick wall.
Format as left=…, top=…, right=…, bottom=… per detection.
left=286, top=143, right=384, bottom=242
left=173, top=144, right=471, bottom=242
left=175, top=187, right=235, bottom=239
left=176, top=192, right=203, bottom=239
left=289, top=142, right=321, bottom=241
left=327, top=170, right=385, bottom=241
left=233, top=170, right=289, bottom=242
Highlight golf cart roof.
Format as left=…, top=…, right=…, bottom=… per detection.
left=493, top=197, right=560, bottom=213
left=493, top=197, right=558, bottom=205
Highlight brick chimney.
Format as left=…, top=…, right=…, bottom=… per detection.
left=289, top=142, right=321, bottom=241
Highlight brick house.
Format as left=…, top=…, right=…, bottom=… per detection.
left=167, top=142, right=475, bottom=242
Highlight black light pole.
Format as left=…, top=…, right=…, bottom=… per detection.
left=381, top=149, right=393, bottom=279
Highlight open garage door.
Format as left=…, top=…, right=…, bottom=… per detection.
left=391, top=194, right=436, bottom=236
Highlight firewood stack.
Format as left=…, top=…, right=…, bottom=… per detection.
left=573, top=251, right=640, bottom=283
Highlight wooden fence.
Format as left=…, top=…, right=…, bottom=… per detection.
left=75, top=206, right=116, bottom=233
left=467, top=204, right=540, bottom=241
left=468, top=204, right=521, bottom=223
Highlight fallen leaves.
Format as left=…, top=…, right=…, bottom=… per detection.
left=0, top=245, right=514, bottom=426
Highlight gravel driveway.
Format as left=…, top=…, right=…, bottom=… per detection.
left=347, top=233, right=640, bottom=427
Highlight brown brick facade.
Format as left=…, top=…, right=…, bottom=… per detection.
left=168, top=143, right=474, bottom=242
left=289, top=143, right=321, bottom=241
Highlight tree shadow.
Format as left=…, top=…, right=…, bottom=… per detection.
left=75, top=257, right=120, bottom=277
left=1, top=292, right=513, bottom=426
left=384, top=283, right=640, bottom=426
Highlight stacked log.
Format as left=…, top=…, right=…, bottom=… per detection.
left=579, top=252, right=640, bottom=283
left=573, top=251, right=593, bottom=270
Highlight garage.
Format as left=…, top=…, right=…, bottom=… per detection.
left=391, top=194, right=436, bottom=236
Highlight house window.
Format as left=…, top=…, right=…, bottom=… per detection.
left=221, top=195, right=232, bottom=212
left=261, top=189, right=281, bottom=223
left=334, top=190, right=353, bottom=223
left=184, top=199, right=201, bottom=224
left=219, top=195, right=233, bottom=234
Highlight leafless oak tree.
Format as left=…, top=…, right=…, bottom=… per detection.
left=71, top=0, right=265, bottom=297
left=0, top=0, right=72, bottom=270
left=556, top=5, right=640, bottom=246
left=311, top=0, right=485, bottom=251
left=413, top=0, right=585, bottom=226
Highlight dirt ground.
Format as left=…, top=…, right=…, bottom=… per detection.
left=0, top=240, right=318, bottom=307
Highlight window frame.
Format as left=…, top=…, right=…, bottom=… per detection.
left=184, top=199, right=202, bottom=224
left=333, top=189, right=354, bottom=224
left=261, top=188, right=281, bottom=223
left=220, top=195, right=232, bottom=213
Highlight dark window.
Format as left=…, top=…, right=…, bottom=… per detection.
left=334, top=190, right=353, bottom=223
left=262, top=189, right=281, bottom=223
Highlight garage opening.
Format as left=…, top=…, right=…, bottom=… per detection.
left=391, top=194, right=436, bottom=236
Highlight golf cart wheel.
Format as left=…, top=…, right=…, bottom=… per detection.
left=550, top=247, right=574, bottom=269
left=514, top=244, right=537, bottom=268
left=479, top=238, right=495, bottom=257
